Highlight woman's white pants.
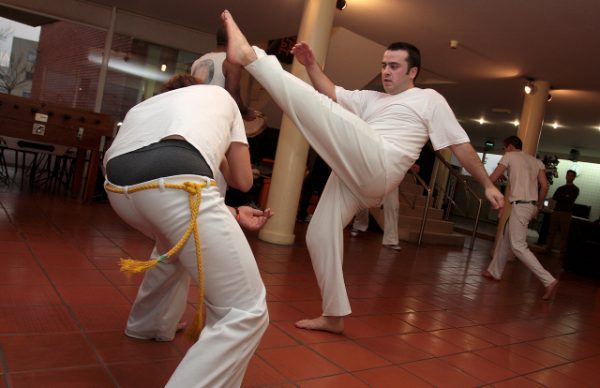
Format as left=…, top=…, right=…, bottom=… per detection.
left=106, top=175, right=268, bottom=387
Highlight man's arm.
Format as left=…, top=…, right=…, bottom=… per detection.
left=291, top=41, right=336, bottom=101
left=489, top=163, right=507, bottom=184
left=450, top=142, right=504, bottom=210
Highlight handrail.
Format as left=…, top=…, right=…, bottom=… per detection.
left=406, top=168, right=432, bottom=246
left=429, top=145, right=483, bottom=250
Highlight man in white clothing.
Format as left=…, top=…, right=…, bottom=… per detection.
left=483, top=135, right=559, bottom=300
left=351, top=164, right=421, bottom=251
left=222, top=10, right=504, bottom=333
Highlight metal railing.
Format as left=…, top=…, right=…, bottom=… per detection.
left=407, top=144, right=484, bottom=250
left=401, top=168, right=433, bottom=246
left=429, top=149, right=483, bottom=250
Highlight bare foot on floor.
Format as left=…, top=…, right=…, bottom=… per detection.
left=295, top=316, right=344, bottom=334
left=221, top=10, right=257, bottom=66
left=175, top=321, right=187, bottom=332
left=542, top=280, right=559, bottom=300
left=482, top=270, right=498, bottom=280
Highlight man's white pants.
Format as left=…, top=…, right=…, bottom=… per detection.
left=106, top=175, right=268, bottom=387
left=352, top=187, right=400, bottom=245
left=487, top=203, right=556, bottom=287
left=246, top=49, right=410, bottom=316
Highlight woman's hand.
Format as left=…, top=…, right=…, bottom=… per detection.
left=236, top=206, right=273, bottom=231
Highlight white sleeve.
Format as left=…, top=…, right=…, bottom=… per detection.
left=426, top=91, right=470, bottom=150
left=335, top=86, right=378, bottom=116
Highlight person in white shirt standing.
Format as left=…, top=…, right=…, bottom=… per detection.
left=104, top=74, right=271, bottom=387
left=221, top=10, right=504, bottom=333
left=483, top=135, right=559, bottom=300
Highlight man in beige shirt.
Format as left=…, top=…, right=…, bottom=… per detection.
left=484, top=136, right=559, bottom=300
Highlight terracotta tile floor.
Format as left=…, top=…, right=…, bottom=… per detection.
left=1, top=189, right=600, bottom=387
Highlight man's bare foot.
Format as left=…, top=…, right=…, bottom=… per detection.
left=221, top=10, right=257, bottom=66
left=482, top=270, right=498, bottom=280
left=175, top=321, right=187, bottom=332
left=295, top=316, right=344, bottom=334
left=542, top=280, right=559, bottom=300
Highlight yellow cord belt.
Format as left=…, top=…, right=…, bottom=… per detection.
left=105, top=180, right=216, bottom=342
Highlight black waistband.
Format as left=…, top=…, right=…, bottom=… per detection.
left=510, top=200, right=537, bottom=205
left=106, top=139, right=214, bottom=185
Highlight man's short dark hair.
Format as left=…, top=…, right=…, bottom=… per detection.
left=216, top=26, right=227, bottom=46
left=504, top=135, right=523, bottom=150
left=566, top=169, right=577, bottom=176
left=387, top=42, right=421, bottom=79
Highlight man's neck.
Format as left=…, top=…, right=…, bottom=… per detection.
left=390, top=85, right=415, bottom=96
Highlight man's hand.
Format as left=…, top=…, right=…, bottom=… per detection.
left=291, top=42, right=316, bottom=67
left=237, top=206, right=273, bottom=231
left=485, top=186, right=505, bottom=210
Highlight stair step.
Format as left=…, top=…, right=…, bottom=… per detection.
left=399, top=193, right=432, bottom=207
left=397, top=215, right=454, bottom=233
left=370, top=209, right=453, bottom=233
left=398, top=203, right=443, bottom=219
left=399, top=180, right=424, bottom=195
left=400, top=229, right=466, bottom=247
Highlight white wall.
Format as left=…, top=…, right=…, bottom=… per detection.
left=549, top=159, right=600, bottom=221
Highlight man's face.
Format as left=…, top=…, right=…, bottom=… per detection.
left=381, top=49, right=417, bottom=95
left=502, top=144, right=515, bottom=153
left=566, top=171, right=576, bottom=183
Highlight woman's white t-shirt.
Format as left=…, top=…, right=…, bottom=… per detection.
left=104, top=84, right=247, bottom=176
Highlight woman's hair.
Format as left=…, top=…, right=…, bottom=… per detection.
left=161, top=74, right=199, bottom=93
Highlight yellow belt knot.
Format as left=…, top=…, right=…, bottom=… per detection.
left=105, top=179, right=216, bottom=342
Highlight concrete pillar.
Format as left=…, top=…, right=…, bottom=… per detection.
left=492, top=80, right=550, bottom=254
left=518, top=80, right=550, bottom=155
left=258, top=0, right=336, bottom=244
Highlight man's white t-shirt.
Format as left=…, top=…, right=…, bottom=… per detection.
left=499, top=151, right=545, bottom=202
left=191, top=52, right=226, bottom=88
left=335, top=86, right=470, bottom=187
left=104, top=84, right=247, bottom=177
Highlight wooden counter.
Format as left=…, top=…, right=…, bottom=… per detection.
left=0, top=93, right=114, bottom=203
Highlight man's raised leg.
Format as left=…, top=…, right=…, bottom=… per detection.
left=222, top=10, right=387, bottom=205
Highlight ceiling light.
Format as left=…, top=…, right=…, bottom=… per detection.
left=160, top=64, right=167, bottom=72
left=336, top=0, right=347, bottom=10
left=512, top=119, right=519, bottom=127
left=478, top=117, right=485, bottom=125
left=524, top=80, right=534, bottom=95
left=552, top=121, right=559, bottom=129
left=547, top=93, right=552, bottom=101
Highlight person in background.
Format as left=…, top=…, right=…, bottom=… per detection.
left=350, top=163, right=421, bottom=251
left=297, top=149, right=332, bottom=223
left=483, top=135, right=559, bottom=300
left=544, top=169, right=579, bottom=257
